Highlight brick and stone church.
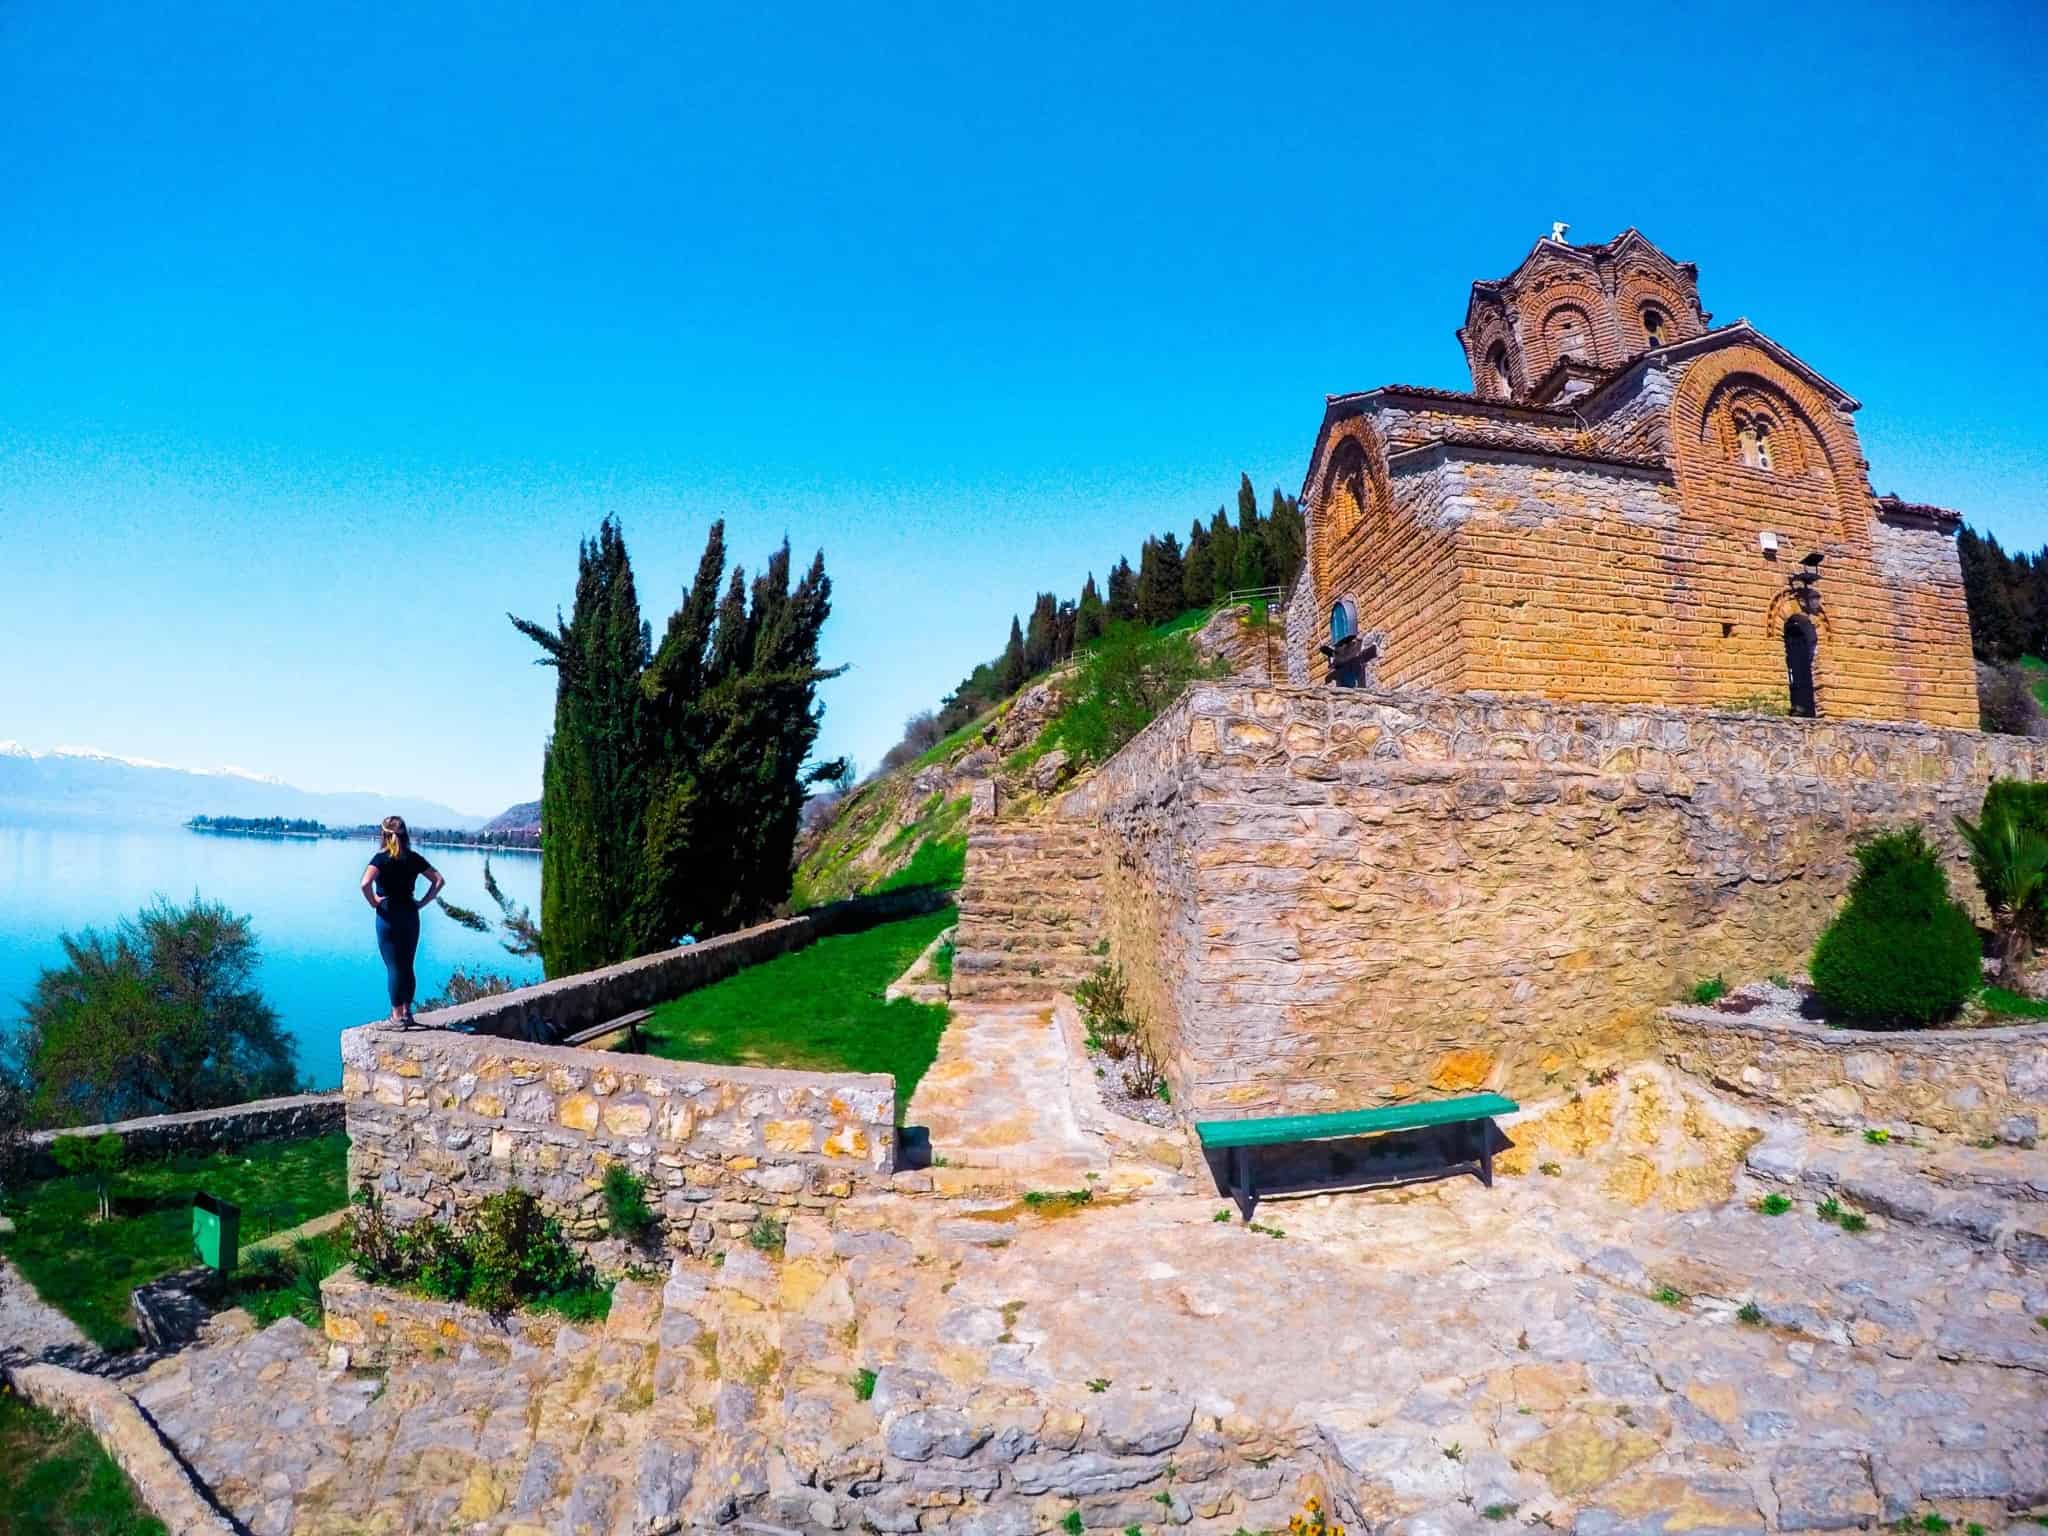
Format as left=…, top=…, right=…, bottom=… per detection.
left=1280, top=226, right=1977, bottom=727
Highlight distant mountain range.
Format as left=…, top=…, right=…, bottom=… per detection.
left=482, top=800, right=542, bottom=837
left=0, top=741, right=493, bottom=830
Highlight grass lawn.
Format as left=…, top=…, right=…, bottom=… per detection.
left=0, top=1132, right=350, bottom=1352
left=0, top=1384, right=168, bottom=1536
left=639, top=906, right=955, bottom=1113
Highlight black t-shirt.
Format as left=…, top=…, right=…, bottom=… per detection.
left=369, top=849, right=433, bottom=913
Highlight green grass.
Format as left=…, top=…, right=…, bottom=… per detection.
left=1980, top=984, right=2048, bottom=1019
left=0, top=1132, right=350, bottom=1352
left=639, top=907, right=956, bottom=1115
left=2018, top=654, right=2048, bottom=709
left=913, top=711, right=996, bottom=769
left=0, top=1383, right=170, bottom=1535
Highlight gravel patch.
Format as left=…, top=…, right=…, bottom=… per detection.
left=1085, top=1047, right=1176, bottom=1128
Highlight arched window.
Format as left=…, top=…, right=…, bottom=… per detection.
left=1329, top=600, right=1357, bottom=645
left=1485, top=342, right=1513, bottom=399
left=1735, top=411, right=1776, bottom=470
left=1641, top=306, right=1668, bottom=348
left=1783, top=616, right=1817, bottom=718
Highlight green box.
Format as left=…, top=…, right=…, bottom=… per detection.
left=192, top=1192, right=240, bottom=1277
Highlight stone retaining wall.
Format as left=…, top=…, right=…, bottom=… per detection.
left=341, top=1025, right=895, bottom=1251
left=419, top=886, right=950, bottom=1042
left=319, top=1265, right=570, bottom=1368
left=1071, top=681, right=2048, bottom=1119
left=1661, top=1007, right=2048, bottom=1140
left=23, top=1092, right=343, bottom=1178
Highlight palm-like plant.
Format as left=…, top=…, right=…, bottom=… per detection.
left=1955, top=806, right=2048, bottom=972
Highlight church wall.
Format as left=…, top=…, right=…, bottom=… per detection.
left=1085, top=681, right=2048, bottom=1120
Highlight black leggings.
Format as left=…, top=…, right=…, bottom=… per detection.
left=375, top=907, right=421, bottom=1010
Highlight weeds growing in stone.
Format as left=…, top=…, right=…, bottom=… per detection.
left=1737, top=1301, right=1764, bottom=1326
left=1062, top=1511, right=1084, bottom=1535
left=1213, top=1208, right=1233, bottom=1222
left=1022, top=1189, right=1093, bottom=1213
left=746, top=1215, right=787, bottom=1255
left=1654, top=1285, right=1686, bottom=1306
left=1864, top=1128, right=1890, bottom=1145
left=1248, top=1222, right=1286, bottom=1239
left=1755, top=1193, right=1792, bottom=1215
left=1538, top=1161, right=1562, bottom=1176
left=1481, top=1506, right=1517, bottom=1522
left=602, top=1165, right=659, bottom=1240
left=1086, top=1378, right=1111, bottom=1393
left=1689, top=975, right=1728, bottom=1005
left=851, top=1368, right=877, bottom=1401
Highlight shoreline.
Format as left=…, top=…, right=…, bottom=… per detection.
left=185, top=823, right=541, bottom=855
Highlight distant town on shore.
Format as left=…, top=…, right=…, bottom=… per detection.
left=187, top=809, right=541, bottom=851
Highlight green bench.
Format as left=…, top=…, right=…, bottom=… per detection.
left=1196, top=1092, right=1518, bottom=1217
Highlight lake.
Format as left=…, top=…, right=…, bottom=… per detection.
left=0, top=821, right=543, bottom=1091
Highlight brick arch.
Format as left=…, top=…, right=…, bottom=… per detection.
left=1669, top=344, right=1867, bottom=540
left=1510, top=276, right=1617, bottom=374
left=1615, top=269, right=1698, bottom=348
left=1698, top=374, right=1820, bottom=478
left=1464, top=305, right=1518, bottom=398
left=1306, top=418, right=1392, bottom=612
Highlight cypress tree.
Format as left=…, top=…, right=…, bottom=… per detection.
left=1053, top=599, right=1078, bottom=663
left=997, top=615, right=1027, bottom=694
left=1237, top=472, right=1259, bottom=531
left=515, top=518, right=842, bottom=970
left=1183, top=519, right=1213, bottom=610
left=1206, top=508, right=1237, bottom=603
left=1145, top=533, right=1186, bottom=624
left=510, top=517, right=650, bottom=977
left=1106, top=558, right=1139, bottom=620
left=1075, top=574, right=1106, bottom=649
left=1267, top=487, right=1306, bottom=593
left=1023, top=592, right=1057, bottom=674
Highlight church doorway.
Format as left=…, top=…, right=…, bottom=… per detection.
left=1783, top=616, right=1817, bottom=718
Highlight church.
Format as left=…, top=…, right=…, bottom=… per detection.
left=1280, top=226, right=1978, bottom=727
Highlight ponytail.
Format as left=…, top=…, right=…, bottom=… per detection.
left=380, top=815, right=410, bottom=859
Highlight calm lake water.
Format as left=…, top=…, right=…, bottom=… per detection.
left=0, top=821, right=543, bottom=1091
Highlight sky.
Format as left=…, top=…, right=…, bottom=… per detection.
left=3, top=1, right=2044, bottom=817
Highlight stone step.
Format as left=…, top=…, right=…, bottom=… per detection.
left=1745, top=1127, right=2048, bottom=1266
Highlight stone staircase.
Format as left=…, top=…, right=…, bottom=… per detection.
left=950, top=817, right=1104, bottom=1002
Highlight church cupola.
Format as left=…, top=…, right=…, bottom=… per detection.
left=1456, top=227, right=1709, bottom=403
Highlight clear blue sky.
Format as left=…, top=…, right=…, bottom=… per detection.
left=4, top=1, right=2043, bottom=816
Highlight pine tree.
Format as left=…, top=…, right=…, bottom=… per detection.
left=997, top=615, right=1028, bottom=694
left=1145, top=533, right=1186, bottom=624
left=1106, top=558, right=1139, bottom=620
left=1075, top=574, right=1106, bottom=649
left=510, top=517, right=650, bottom=976
left=1183, top=519, right=1213, bottom=610
left=1959, top=527, right=2024, bottom=662
left=1237, top=472, right=1259, bottom=531
left=1053, top=599, right=1078, bottom=663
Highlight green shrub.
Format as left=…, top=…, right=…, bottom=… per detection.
left=1052, top=621, right=1221, bottom=767
left=746, top=1214, right=786, bottom=1255
left=1955, top=787, right=2048, bottom=967
left=1688, top=975, right=1728, bottom=1005
left=1809, top=828, right=1980, bottom=1028
left=602, top=1164, right=659, bottom=1240
left=49, top=1133, right=124, bottom=1222
left=349, top=1185, right=601, bottom=1317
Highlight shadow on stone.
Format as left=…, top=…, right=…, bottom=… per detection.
left=897, top=1125, right=933, bottom=1171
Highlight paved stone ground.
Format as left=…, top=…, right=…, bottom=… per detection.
left=118, top=1081, right=2048, bottom=1535
left=910, top=1002, right=1112, bottom=1183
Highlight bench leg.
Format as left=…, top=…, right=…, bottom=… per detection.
left=1479, top=1120, right=1494, bottom=1188
left=1232, top=1146, right=1257, bottom=1221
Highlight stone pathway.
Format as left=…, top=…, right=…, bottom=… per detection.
left=124, top=1096, right=2048, bottom=1534
left=910, top=1001, right=1112, bottom=1185
left=0, top=1254, right=113, bottom=1374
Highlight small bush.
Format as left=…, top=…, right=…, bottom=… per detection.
left=1688, top=975, right=1728, bottom=1005
left=1755, top=1193, right=1792, bottom=1216
left=746, top=1215, right=786, bottom=1255
left=1737, top=1301, right=1764, bottom=1326
left=349, top=1185, right=601, bottom=1317
left=50, top=1133, right=124, bottom=1222
left=852, top=1367, right=877, bottom=1401
left=602, top=1165, right=659, bottom=1241
left=1809, top=827, right=1980, bottom=1028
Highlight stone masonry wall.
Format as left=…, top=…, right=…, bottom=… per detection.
left=1661, top=1008, right=2048, bottom=1141
left=341, top=1026, right=894, bottom=1252
left=1075, top=681, right=2048, bottom=1120
left=23, top=1092, right=343, bottom=1178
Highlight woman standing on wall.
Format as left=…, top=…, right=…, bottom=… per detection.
left=359, top=815, right=446, bottom=1024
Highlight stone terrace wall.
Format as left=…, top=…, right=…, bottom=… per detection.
left=342, top=1026, right=893, bottom=1252
left=420, top=885, right=950, bottom=1042
left=1662, top=1007, right=2048, bottom=1141
left=1072, top=681, right=2048, bottom=1119
left=23, top=1092, right=342, bottom=1178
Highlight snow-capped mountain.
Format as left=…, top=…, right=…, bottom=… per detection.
left=0, top=742, right=484, bottom=829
